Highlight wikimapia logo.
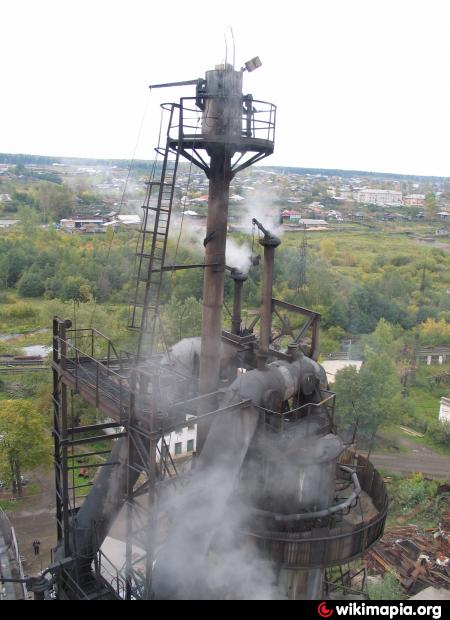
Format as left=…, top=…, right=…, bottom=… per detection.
left=318, top=602, right=334, bottom=618
left=317, top=602, right=442, bottom=620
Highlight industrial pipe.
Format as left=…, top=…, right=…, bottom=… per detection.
left=252, top=219, right=280, bottom=370
left=197, top=65, right=244, bottom=452
left=249, top=465, right=361, bottom=523
left=152, top=354, right=327, bottom=600
left=230, top=269, right=247, bottom=335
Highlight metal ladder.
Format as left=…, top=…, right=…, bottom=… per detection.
left=128, top=105, right=180, bottom=357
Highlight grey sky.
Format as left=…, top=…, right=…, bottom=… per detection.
left=2, top=0, right=449, bottom=175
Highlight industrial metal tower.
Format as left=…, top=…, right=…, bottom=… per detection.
left=48, top=59, right=387, bottom=601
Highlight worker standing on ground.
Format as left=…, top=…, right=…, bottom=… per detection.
left=32, top=540, right=40, bottom=556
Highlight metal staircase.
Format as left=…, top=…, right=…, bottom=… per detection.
left=128, top=105, right=180, bottom=357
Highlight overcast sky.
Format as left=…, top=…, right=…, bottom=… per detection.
left=2, top=0, right=449, bottom=176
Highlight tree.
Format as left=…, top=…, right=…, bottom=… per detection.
left=61, top=276, right=92, bottom=303
left=35, top=182, right=74, bottom=221
left=0, top=400, right=51, bottom=496
left=333, top=351, right=401, bottom=441
left=162, top=297, right=203, bottom=345
left=419, top=318, right=450, bottom=346
left=17, top=270, right=45, bottom=297
left=424, top=192, right=436, bottom=220
left=365, top=318, right=403, bottom=361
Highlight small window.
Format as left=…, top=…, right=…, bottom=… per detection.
left=175, top=442, right=182, bottom=455
left=187, top=439, right=194, bottom=452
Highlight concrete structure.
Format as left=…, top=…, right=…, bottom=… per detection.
left=281, top=211, right=329, bottom=228
left=356, top=189, right=402, bottom=206
left=103, top=214, right=141, bottom=230
left=404, top=194, right=425, bottom=207
left=438, top=397, right=450, bottom=424
left=60, top=217, right=106, bottom=233
left=0, top=219, right=19, bottom=229
left=161, top=417, right=197, bottom=459
left=0, top=508, right=27, bottom=600
left=321, top=359, right=363, bottom=384
left=410, top=586, right=450, bottom=600
left=416, top=346, right=450, bottom=365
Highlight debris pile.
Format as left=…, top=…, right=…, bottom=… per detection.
left=366, top=509, right=450, bottom=594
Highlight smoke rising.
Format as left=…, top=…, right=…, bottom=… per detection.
left=225, top=237, right=252, bottom=274
left=152, top=458, right=278, bottom=600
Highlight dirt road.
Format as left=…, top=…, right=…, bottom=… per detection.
left=371, top=435, right=450, bottom=479
left=5, top=468, right=56, bottom=578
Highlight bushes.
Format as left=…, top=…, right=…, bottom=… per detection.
left=427, top=421, right=450, bottom=448
left=17, top=271, right=45, bottom=298
left=0, top=303, right=39, bottom=320
left=395, top=473, right=431, bottom=513
left=367, top=572, right=404, bottom=600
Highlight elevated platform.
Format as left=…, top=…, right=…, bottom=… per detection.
left=168, top=135, right=274, bottom=155
left=244, top=454, right=388, bottom=569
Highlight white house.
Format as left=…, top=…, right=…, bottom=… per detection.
left=439, top=397, right=450, bottom=424
left=161, top=416, right=197, bottom=459
left=356, top=189, right=402, bottom=206
left=102, top=415, right=197, bottom=460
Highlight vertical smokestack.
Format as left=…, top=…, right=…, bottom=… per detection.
left=252, top=219, right=280, bottom=370
left=231, top=269, right=247, bottom=335
left=197, top=65, right=244, bottom=452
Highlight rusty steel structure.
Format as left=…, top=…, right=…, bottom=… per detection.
left=46, top=60, right=388, bottom=600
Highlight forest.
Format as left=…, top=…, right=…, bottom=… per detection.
left=0, top=161, right=449, bottom=496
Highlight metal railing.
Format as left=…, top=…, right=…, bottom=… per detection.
left=257, top=389, right=336, bottom=434
left=244, top=454, right=389, bottom=569
left=65, top=327, right=123, bottom=370
left=54, top=330, right=130, bottom=421
left=97, top=549, right=126, bottom=599
left=165, top=96, right=276, bottom=146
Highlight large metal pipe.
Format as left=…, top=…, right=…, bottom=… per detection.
left=230, top=269, right=247, bottom=335
left=252, top=219, right=281, bottom=370
left=67, top=337, right=241, bottom=570
left=152, top=354, right=328, bottom=599
left=197, top=65, right=244, bottom=451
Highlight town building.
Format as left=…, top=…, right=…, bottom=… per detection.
left=416, top=346, right=450, bottom=365
left=355, top=189, right=402, bottom=206
left=162, top=418, right=197, bottom=460
left=0, top=219, right=19, bottom=229
left=281, top=211, right=329, bottom=229
left=60, top=217, right=106, bottom=233
left=403, top=194, right=425, bottom=207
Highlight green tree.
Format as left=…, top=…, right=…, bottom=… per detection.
left=365, top=318, right=403, bottom=361
left=0, top=400, right=51, bottom=496
left=35, top=182, right=74, bottom=221
left=17, top=270, right=45, bottom=297
left=424, top=192, right=436, bottom=220
left=61, top=276, right=92, bottom=303
left=162, top=296, right=203, bottom=345
left=334, top=351, right=401, bottom=440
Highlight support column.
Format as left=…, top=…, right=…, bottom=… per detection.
left=197, top=151, right=232, bottom=451
left=252, top=220, right=280, bottom=370
left=231, top=270, right=247, bottom=335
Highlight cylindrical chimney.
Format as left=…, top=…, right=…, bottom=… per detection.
left=254, top=222, right=280, bottom=370
left=202, top=65, right=243, bottom=142
left=231, top=269, right=247, bottom=335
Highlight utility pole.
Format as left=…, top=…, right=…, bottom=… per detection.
left=297, top=224, right=307, bottom=292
